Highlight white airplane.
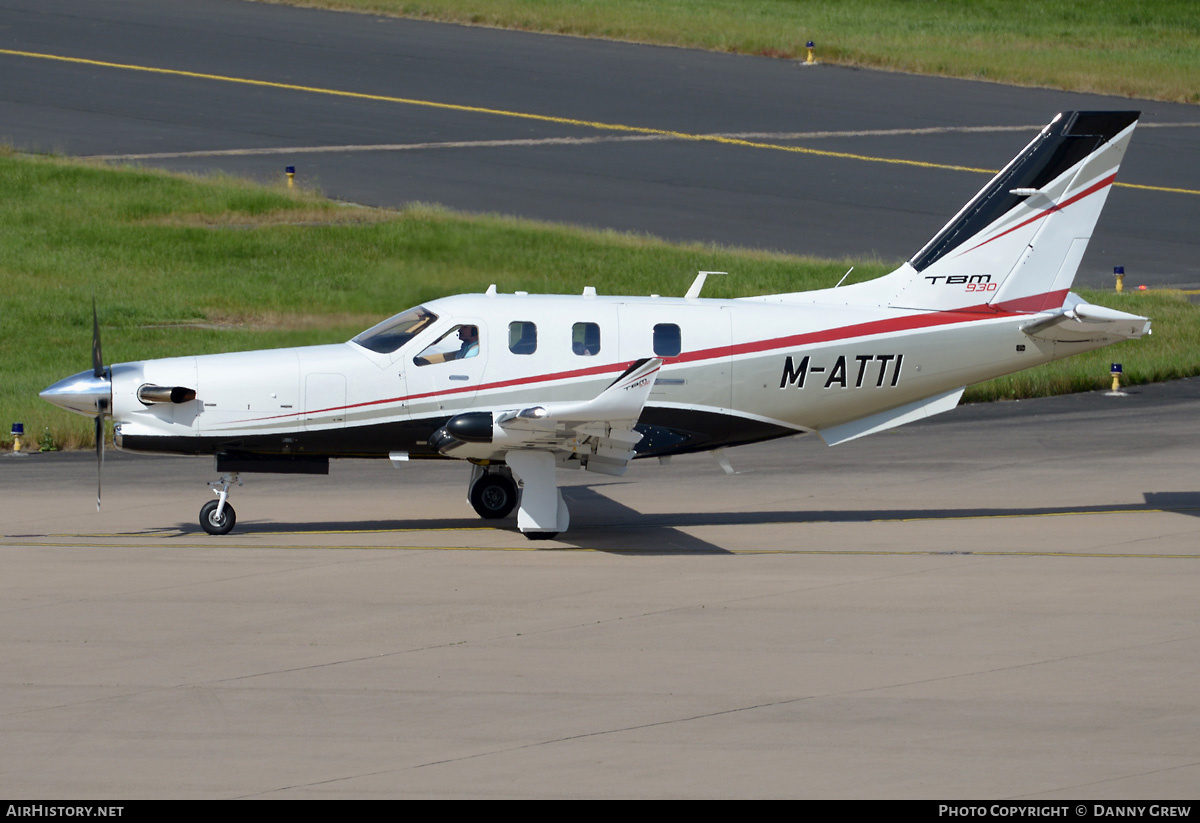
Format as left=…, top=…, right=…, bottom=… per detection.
left=42, top=111, right=1151, bottom=539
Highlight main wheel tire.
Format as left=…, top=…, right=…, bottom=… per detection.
left=469, top=474, right=517, bottom=519
left=524, top=531, right=559, bottom=541
left=200, top=499, right=236, bottom=535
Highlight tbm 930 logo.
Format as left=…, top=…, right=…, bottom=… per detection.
left=780, top=354, right=904, bottom=390
left=925, top=273, right=997, bottom=292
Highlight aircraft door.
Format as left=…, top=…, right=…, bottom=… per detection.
left=401, top=318, right=490, bottom=419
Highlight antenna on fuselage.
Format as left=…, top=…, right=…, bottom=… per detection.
left=686, top=271, right=727, bottom=299
left=834, top=266, right=854, bottom=288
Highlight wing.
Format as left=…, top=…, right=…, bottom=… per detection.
left=428, top=358, right=663, bottom=476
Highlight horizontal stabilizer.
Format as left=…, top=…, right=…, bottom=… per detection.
left=818, top=387, right=965, bottom=446
left=1021, top=295, right=1150, bottom=343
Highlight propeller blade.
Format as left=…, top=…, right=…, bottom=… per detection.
left=95, top=412, right=104, bottom=511
left=92, top=297, right=104, bottom=379
left=93, top=299, right=107, bottom=511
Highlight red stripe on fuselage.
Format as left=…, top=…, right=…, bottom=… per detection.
left=230, top=294, right=1055, bottom=425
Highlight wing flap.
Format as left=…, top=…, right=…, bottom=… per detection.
left=432, top=358, right=663, bottom=475
left=500, top=357, right=662, bottom=429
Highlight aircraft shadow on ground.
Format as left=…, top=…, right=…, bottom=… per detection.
left=168, top=489, right=1200, bottom=555
left=1141, top=491, right=1200, bottom=517
left=170, top=486, right=730, bottom=555
left=578, top=487, right=1200, bottom=521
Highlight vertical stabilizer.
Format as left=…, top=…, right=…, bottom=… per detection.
left=877, top=112, right=1138, bottom=313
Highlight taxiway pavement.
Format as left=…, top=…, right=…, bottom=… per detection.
left=3, top=381, right=1199, bottom=797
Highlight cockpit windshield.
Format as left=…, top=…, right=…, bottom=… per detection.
left=350, top=306, right=438, bottom=354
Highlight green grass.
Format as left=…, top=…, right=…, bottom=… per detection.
left=269, top=0, right=1200, bottom=103
left=2, top=155, right=1194, bottom=451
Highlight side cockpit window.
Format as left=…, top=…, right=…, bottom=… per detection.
left=653, top=323, right=681, bottom=357
left=351, top=306, right=438, bottom=354
left=413, top=325, right=480, bottom=366
left=508, top=321, right=537, bottom=355
left=572, top=322, right=600, bottom=356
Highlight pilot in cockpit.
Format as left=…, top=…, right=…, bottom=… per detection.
left=414, top=324, right=480, bottom=366
left=455, top=325, right=480, bottom=360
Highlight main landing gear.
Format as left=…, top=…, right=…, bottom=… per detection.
left=467, top=464, right=518, bottom=520
left=201, top=472, right=242, bottom=535
left=466, top=457, right=569, bottom=540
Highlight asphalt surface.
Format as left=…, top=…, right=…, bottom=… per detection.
left=3, top=381, right=1200, bottom=798
left=1, top=0, right=1198, bottom=286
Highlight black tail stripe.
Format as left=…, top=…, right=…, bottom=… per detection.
left=910, top=111, right=1137, bottom=272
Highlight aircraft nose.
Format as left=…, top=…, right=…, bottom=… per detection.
left=40, top=369, right=112, bottom=417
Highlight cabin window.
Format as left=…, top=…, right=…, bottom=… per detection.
left=572, top=322, right=600, bottom=356
left=351, top=306, right=437, bottom=354
left=413, top=324, right=480, bottom=366
left=653, top=323, right=681, bottom=357
left=508, top=321, right=538, bottom=355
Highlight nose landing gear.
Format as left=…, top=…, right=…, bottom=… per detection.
left=201, top=472, right=242, bottom=535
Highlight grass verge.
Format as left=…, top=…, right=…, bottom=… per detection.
left=1, top=154, right=1193, bottom=450
left=268, top=0, right=1200, bottom=103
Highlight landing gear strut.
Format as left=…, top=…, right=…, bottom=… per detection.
left=467, top=465, right=518, bottom=519
left=201, top=472, right=241, bottom=535
left=505, top=451, right=569, bottom=541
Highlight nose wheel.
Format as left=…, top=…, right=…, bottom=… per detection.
left=201, top=472, right=241, bottom=535
left=200, top=499, right=236, bottom=535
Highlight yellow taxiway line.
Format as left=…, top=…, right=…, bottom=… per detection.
left=3, top=47, right=1197, bottom=196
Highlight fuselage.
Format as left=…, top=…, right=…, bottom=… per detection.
left=104, top=289, right=1102, bottom=461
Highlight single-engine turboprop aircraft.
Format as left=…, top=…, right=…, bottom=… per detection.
left=42, top=111, right=1151, bottom=539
